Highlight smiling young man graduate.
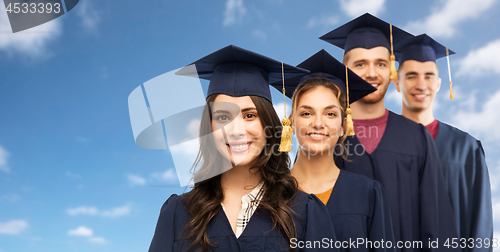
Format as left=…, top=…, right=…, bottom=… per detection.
left=394, top=34, right=493, bottom=252
left=320, top=13, right=459, bottom=251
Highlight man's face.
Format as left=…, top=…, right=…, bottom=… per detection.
left=395, top=60, right=441, bottom=112
left=344, top=46, right=391, bottom=104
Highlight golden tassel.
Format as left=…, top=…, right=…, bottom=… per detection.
left=389, top=24, right=398, bottom=80
left=345, top=66, right=355, bottom=136
left=279, top=118, right=292, bottom=152
left=446, top=47, right=454, bottom=100
left=345, top=108, right=355, bottom=136
left=278, top=62, right=292, bottom=152
left=450, top=81, right=454, bottom=100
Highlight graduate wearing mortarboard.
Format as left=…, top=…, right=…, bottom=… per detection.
left=394, top=34, right=493, bottom=252
left=320, top=13, right=459, bottom=251
left=148, top=45, right=339, bottom=252
left=271, top=49, right=396, bottom=252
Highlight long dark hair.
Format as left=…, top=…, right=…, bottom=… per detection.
left=290, top=77, right=350, bottom=160
left=180, top=94, right=298, bottom=252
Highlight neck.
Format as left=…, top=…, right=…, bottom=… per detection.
left=350, top=98, right=386, bottom=119
left=220, top=164, right=262, bottom=194
left=401, top=105, right=435, bottom=126
left=292, top=149, right=339, bottom=193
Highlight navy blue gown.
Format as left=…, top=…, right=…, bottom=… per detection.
left=335, top=111, right=459, bottom=251
left=326, top=170, right=395, bottom=252
left=148, top=190, right=339, bottom=252
left=434, top=121, right=493, bottom=252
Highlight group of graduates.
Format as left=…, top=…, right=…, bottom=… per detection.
left=146, top=13, right=493, bottom=252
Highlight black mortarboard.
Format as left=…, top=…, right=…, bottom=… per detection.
left=270, top=49, right=376, bottom=104
left=396, top=34, right=455, bottom=63
left=319, top=13, right=414, bottom=79
left=175, top=45, right=309, bottom=103
left=396, top=34, right=456, bottom=99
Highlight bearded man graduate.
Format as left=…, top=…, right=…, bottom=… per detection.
left=394, top=34, right=493, bottom=252
left=320, top=13, right=459, bottom=251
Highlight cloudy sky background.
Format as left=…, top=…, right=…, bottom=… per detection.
left=2, top=0, right=500, bottom=251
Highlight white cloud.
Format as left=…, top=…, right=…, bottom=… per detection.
left=89, top=236, right=108, bottom=244
left=0, top=193, right=21, bottom=202
left=339, top=0, right=385, bottom=18
left=404, top=0, right=496, bottom=38
left=385, top=87, right=402, bottom=105
left=273, top=102, right=292, bottom=122
left=306, top=15, right=339, bottom=30
left=186, top=119, right=201, bottom=139
left=223, top=0, right=246, bottom=26
left=0, top=220, right=28, bottom=235
left=456, top=39, right=500, bottom=77
left=76, top=0, right=100, bottom=32
left=0, top=3, right=62, bottom=58
left=100, top=205, right=131, bottom=218
left=252, top=29, right=267, bottom=42
left=68, top=226, right=93, bottom=237
left=66, top=171, right=82, bottom=179
left=67, top=206, right=99, bottom=216
left=67, top=204, right=130, bottom=218
left=127, top=174, right=146, bottom=186
left=0, top=146, right=10, bottom=173
left=449, top=89, right=500, bottom=142
left=151, top=169, right=176, bottom=182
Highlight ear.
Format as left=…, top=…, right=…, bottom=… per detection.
left=394, top=78, right=401, bottom=92
left=437, top=77, right=442, bottom=92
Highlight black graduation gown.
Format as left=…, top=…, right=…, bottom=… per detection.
left=434, top=121, right=493, bottom=252
left=335, top=111, right=458, bottom=251
left=327, top=170, right=395, bottom=252
left=148, top=191, right=339, bottom=252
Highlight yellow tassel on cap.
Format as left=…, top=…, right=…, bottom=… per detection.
left=446, top=47, right=454, bottom=100
left=278, top=62, right=292, bottom=152
left=345, top=108, right=355, bottom=136
left=389, top=24, right=398, bottom=80
left=345, top=66, right=355, bottom=136
left=279, top=117, right=292, bottom=152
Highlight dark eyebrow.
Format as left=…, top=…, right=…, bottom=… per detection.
left=241, top=107, right=257, bottom=113
left=299, top=105, right=339, bottom=110
left=353, top=59, right=367, bottom=65
left=405, top=72, right=418, bottom=76
left=377, top=59, right=389, bottom=63
left=425, top=72, right=436, bottom=76
left=325, top=105, right=340, bottom=110
left=212, top=110, right=230, bottom=114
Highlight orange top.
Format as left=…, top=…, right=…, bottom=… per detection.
left=298, top=185, right=333, bottom=205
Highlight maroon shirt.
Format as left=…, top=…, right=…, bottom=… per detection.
left=426, top=119, right=439, bottom=140
left=352, top=109, right=389, bottom=154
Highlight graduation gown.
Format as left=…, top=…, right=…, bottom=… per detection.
left=434, top=121, right=493, bottom=252
left=327, top=170, right=395, bottom=252
left=148, top=191, right=339, bottom=252
left=336, top=111, right=458, bottom=251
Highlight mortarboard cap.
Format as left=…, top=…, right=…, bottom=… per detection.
left=319, top=13, right=414, bottom=79
left=396, top=34, right=455, bottom=63
left=270, top=49, right=376, bottom=104
left=175, top=45, right=309, bottom=103
left=396, top=34, right=456, bottom=99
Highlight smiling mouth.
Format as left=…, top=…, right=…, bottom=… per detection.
left=369, top=83, right=380, bottom=89
left=226, top=142, right=252, bottom=152
left=412, top=94, right=428, bottom=99
left=306, top=133, right=328, bottom=140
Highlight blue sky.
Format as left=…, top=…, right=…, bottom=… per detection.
left=1, top=0, right=500, bottom=251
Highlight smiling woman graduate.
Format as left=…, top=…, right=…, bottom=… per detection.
left=272, top=49, right=395, bottom=252
left=147, top=45, right=339, bottom=252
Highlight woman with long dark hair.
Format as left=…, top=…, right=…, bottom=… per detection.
left=148, top=45, right=338, bottom=252
left=274, top=50, right=395, bottom=252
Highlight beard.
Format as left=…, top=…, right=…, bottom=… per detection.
left=359, top=83, right=389, bottom=104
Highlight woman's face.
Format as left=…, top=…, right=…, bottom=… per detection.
left=293, top=86, right=343, bottom=156
left=211, top=95, right=266, bottom=167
